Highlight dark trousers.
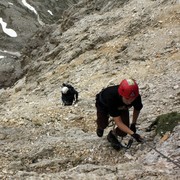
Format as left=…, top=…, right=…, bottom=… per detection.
left=95, top=98, right=129, bottom=137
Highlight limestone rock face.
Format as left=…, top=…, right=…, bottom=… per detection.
left=0, top=0, right=180, bottom=179
left=0, top=0, right=79, bottom=87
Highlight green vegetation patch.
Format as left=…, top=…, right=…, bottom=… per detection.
left=155, top=112, right=180, bottom=136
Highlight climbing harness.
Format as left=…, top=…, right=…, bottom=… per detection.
left=108, top=118, right=115, bottom=128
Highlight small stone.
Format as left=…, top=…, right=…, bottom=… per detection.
left=173, top=85, right=179, bottom=90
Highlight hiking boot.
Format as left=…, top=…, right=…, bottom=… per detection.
left=107, top=130, right=122, bottom=150
left=96, top=128, right=104, bottom=137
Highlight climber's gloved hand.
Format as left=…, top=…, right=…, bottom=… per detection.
left=130, top=123, right=136, bottom=133
left=131, top=133, right=144, bottom=143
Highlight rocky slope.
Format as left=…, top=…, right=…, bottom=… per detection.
left=0, top=0, right=79, bottom=88
left=0, top=0, right=180, bottom=179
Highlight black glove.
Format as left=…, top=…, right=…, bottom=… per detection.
left=131, top=133, right=144, bottom=143
left=130, top=123, right=136, bottom=133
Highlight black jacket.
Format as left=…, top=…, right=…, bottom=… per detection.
left=61, top=84, right=78, bottom=105
left=96, top=85, right=143, bottom=117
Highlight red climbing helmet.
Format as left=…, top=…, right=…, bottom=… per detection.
left=118, top=79, right=139, bottom=99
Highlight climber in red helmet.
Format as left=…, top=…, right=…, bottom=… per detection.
left=95, top=78, right=144, bottom=150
